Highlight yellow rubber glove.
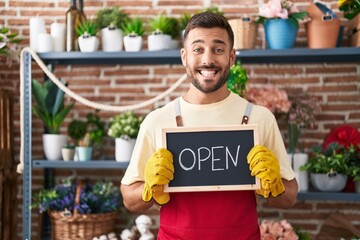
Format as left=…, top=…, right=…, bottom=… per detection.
left=142, top=148, right=174, bottom=205
left=247, top=145, right=285, bottom=198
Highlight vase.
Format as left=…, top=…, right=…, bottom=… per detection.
left=288, top=153, right=309, bottom=192
left=78, top=35, right=99, bottom=52
left=115, top=138, right=136, bottom=162
left=263, top=19, right=298, bottom=49
left=123, top=35, right=143, bottom=52
left=147, top=34, right=171, bottom=51
left=310, top=173, right=347, bottom=192
left=101, top=27, right=123, bottom=52
left=61, top=148, right=75, bottom=161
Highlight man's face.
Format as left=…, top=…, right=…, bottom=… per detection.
left=181, top=27, right=236, bottom=94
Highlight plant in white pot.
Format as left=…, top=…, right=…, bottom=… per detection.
left=121, top=17, right=145, bottom=52
left=148, top=14, right=173, bottom=51
left=76, top=19, right=99, bottom=52
left=284, top=93, right=320, bottom=191
left=31, top=79, right=74, bottom=160
left=107, top=111, right=144, bottom=162
left=96, top=7, right=129, bottom=52
left=300, top=143, right=351, bottom=192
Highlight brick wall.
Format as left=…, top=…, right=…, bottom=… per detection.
left=1, top=0, right=360, bottom=239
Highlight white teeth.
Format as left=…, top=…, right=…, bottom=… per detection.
left=200, top=70, right=216, bottom=77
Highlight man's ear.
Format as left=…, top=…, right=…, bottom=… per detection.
left=180, top=48, right=187, bottom=67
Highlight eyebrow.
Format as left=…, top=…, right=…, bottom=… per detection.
left=191, top=39, right=226, bottom=45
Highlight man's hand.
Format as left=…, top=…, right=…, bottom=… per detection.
left=247, top=145, right=285, bottom=198
left=142, top=148, right=174, bottom=205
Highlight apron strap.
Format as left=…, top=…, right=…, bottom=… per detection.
left=241, top=102, right=253, bottom=125
left=174, top=97, right=183, bottom=127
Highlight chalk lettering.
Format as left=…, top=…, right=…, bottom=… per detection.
left=179, top=148, right=196, bottom=171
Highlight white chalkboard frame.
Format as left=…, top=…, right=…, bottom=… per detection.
left=162, top=124, right=261, bottom=193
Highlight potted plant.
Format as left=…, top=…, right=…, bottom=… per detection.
left=300, top=143, right=350, bottom=192
left=76, top=132, right=93, bottom=161
left=0, top=26, right=23, bottom=57
left=227, top=61, right=248, bottom=97
left=147, top=14, right=173, bottom=51
left=338, top=0, right=360, bottom=47
left=121, top=17, right=145, bottom=52
left=167, top=17, right=181, bottom=49
left=257, top=0, right=308, bottom=49
left=61, top=144, right=75, bottom=161
left=284, top=92, right=320, bottom=191
left=31, top=177, right=121, bottom=239
left=107, top=111, right=144, bottom=162
left=75, top=19, right=99, bottom=52
left=31, top=79, right=74, bottom=160
left=96, top=7, right=129, bottom=52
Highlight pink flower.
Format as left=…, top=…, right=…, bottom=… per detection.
left=260, top=219, right=300, bottom=240
left=245, top=86, right=291, bottom=114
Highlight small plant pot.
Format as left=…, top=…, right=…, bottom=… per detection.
left=62, top=148, right=75, bottom=161
left=43, top=134, right=67, bottom=161
left=115, top=138, right=136, bottom=162
left=147, top=34, right=171, bottom=51
left=310, top=173, right=347, bottom=192
left=123, top=35, right=143, bottom=52
left=101, top=27, right=123, bottom=52
left=76, top=146, right=93, bottom=161
left=78, top=35, right=99, bottom=52
left=263, top=19, right=298, bottom=49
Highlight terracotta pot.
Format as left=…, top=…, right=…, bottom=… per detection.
left=305, top=3, right=341, bottom=48
left=349, top=14, right=360, bottom=47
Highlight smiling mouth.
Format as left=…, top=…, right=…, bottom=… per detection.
left=199, top=69, right=218, bottom=77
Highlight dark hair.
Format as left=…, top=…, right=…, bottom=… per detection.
left=183, top=12, right=234, bottom=49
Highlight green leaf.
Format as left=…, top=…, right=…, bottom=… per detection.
left=53, top=103, right=74, bottom=134
left=32, top=79, right=48, bottom=113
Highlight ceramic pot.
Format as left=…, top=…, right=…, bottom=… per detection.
left=75, top=146, right=93, bottom=161
left=310, top=173, right=347, bottom=192
left=101, top=27, right=123, bottom=52
left=264, top=19, right=297, bottom=49
left=78, top=35, right=99, bottom=52
left=62, top=148, right=75, bottom=161
left=288, top=153, right=309, bottom=192
left=123, top=35, right=143, bottom=52
left=115, top=138, right=136, bottom=162
left=147, top=34, right=171, bottom=51
left=42, top=134, right=67, bottom=160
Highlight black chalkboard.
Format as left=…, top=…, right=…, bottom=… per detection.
left=162, top=125, right=260, bottom=192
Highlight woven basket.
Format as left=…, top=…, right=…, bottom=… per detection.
left=49, top=181, right=118, bottom=240
left=228, top=18, right=258, bottom=50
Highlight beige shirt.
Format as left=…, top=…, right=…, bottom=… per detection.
left=122, top=93, right=295, bottom=185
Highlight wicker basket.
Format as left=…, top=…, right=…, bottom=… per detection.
left=49, top=181, right=118, bottom=240
left=228, top=18, right=258, bottom=50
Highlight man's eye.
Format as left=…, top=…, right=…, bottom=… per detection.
left=193, top=48, right=202, bottom=53
left=215, top=48, right=224, bottom=54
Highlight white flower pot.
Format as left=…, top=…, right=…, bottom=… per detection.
left=78, top=35, right=99, bottom=52
left=62, top=148, right=75, bottom=161
left=101, top=27, right=123, bottom=52
left=42, top=134, right=67, bottom=161
left=288, top=153, right=309, bottom=192
left=147, top=34, right=171, bottom=51
left=310, top=173, right=347, bottom=192
left=115, top=138, right=136, bottom=162
left=169, top=39, right=179, bottom=49
left=123, top=35, right=143, bottom=52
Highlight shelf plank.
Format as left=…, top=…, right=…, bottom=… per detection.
left=297, top=191, right=360, bottom=201
left=32, top=160, right=129, bottom=169
left=37, top=47, right=360, bottom=65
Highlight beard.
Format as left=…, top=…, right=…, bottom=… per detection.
left=186, top=63, right=230, bottom=93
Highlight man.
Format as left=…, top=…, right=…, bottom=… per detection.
left=121, top=12, right=298, bottom=239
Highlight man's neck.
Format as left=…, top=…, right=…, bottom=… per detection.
left=183, top=86, right=231, bottom=104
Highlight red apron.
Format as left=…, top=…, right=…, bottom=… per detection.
left=157, top=99, right=260, bottom=239
left=158, top=191, right=260, bottom=239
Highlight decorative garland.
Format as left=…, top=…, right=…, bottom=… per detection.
left=18, top=47, right=187, bottom=173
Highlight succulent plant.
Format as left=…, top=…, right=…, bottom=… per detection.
left=121, top=17, right=145, bottom=37
left=75, top=19, right=98, bottom=37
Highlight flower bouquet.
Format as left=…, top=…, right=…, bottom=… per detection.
left=260, top=219, right=311, bottom=240
left=31, top=178, right=121, bottom=240
left=244, top=86, right=291, bottom=115
left=286, top=93, right=320, bottom=154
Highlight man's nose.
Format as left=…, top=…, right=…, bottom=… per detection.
left=201, top=50, right=215, bottom=66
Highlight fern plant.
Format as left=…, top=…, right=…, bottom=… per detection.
left=121, top=17, right=145, bottom=37
left=95, top=7, right=129, bottom=30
